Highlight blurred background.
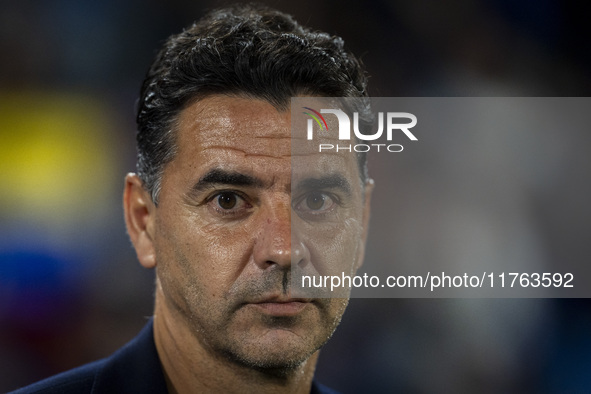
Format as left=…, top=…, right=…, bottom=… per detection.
left=1, top=0, right=590, bottom=392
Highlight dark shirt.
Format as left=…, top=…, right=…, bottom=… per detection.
left=10, top=319, right=339, bottom=394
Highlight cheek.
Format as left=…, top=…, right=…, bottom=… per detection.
left=197, top=222, right=256, bottom=283
left=321, top=297, right=350, bottom=333
left=157, top=211, right=257, bottom=296
left=300, top=216, right=364, bottom=275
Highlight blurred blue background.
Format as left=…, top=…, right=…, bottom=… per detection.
left=1, top=0, right=590, bottom=392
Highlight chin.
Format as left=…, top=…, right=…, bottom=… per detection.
left=223, top=328, right=326, bottom=372
left=229, top=348, right=312, bottom=373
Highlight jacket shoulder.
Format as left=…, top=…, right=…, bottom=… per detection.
left=9, top=359, right=105, bottom=393
left=311, top=381, right=342, bottom=394
left=10, top=319, right=166, bottom=394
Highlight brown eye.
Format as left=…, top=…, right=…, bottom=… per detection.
left=217, top=192, right=237, bottom=209
left=294, top=191, right=337, bottom=217
left=306, top=192, right=325, bottom=210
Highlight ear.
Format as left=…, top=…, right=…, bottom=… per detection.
left=123, top=173, right=157, bottom=269
left=354, top=178, right=374, bottom=271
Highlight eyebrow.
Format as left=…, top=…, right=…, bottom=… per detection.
left=296, top=174, right=352, bottom=195
left=191, top=169, right=265, bottom=193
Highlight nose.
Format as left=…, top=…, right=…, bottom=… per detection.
left=253, top=196, right=309, bottom=270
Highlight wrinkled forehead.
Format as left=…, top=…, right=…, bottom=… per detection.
left=176, top=95, right=292, bottom=157
left=173, top=95, right=361, bottom=187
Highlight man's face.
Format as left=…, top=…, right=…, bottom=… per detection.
left=149, top=95, right=369, bottom=369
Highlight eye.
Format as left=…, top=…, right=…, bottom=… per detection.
left=217, top=192, right=238, bottom=209
left=306, top=192, right=328, bottom=210
left=295, top=191, right=337, bottom=215
left=207, top=191, right=252, bottom=217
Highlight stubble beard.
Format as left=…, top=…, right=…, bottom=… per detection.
left=219, top=299, right=347, bottom=374
left=184, top=290, right=349, bottom=375
left=165, top=252, right=350, bottom=375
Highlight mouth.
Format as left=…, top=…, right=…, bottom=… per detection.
left=248, top=296, right=313, bottom=317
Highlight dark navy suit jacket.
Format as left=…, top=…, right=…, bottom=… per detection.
left=10, top=319, right=339, bottom=393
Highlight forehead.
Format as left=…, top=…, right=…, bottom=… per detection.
left=167, top=95, right=360, bottom=187
left=176, top=95, right=291, bottom=156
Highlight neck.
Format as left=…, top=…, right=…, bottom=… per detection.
left=152, top=289, right=319, bottom=394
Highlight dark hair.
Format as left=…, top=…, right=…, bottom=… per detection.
left=136, top=4, right=369, bottom=204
